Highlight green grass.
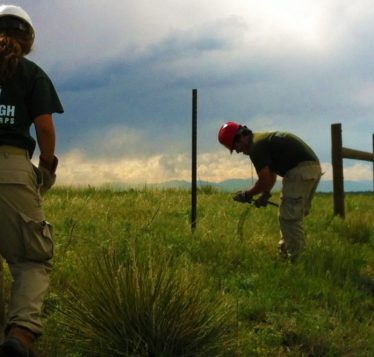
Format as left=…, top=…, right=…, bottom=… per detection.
left=9, top=187, right=373, bottom=356
left=56, top=249, right=235, bottom=357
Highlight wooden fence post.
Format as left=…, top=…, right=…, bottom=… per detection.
left=331, top=123, right=374, bottom=218
left=331, top=123, right=345, bottom=218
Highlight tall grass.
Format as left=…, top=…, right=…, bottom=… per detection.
left=30, top=188, right=374, bottom=356
left=55, top=246, right=235, bottom=356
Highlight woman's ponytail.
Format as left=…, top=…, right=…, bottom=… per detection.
left=0, top=29, right=34, bottom=85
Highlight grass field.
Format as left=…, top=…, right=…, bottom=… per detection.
left=5, top=187, right=373, bottom=356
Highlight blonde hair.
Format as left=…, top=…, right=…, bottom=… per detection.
left=0, top=26, right=34, bottom=85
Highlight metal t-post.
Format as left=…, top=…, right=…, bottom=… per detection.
left=191, top=89, right=197, bottom=230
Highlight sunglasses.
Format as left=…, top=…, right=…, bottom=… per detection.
left=232, top=135, right=241, bottom=147
left=232, top=126, right=246, bottom=146
left=0, top=17, right=29, bottom=32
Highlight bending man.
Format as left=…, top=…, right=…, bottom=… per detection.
left=218, top=122, right=322, bottom=261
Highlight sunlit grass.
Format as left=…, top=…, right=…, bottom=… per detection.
left=55, top=247, right=235, bottom=357
left=29, top=188, right=374, bottom=356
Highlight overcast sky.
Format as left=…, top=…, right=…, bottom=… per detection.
left=12, top=0, right=374, bottom=186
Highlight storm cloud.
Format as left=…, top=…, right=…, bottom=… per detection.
left=12, top=0, right=374, bottom=185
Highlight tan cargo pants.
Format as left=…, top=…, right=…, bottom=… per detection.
left=0, top=146, right=53, bottom=336
left=279, top=161, right=322, bottom=261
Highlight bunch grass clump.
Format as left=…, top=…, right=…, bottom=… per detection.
left=56, top=246, right=235, bottom=357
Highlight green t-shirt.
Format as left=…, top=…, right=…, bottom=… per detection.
left=0, top=57, right=63, bottom=157
left=249, top=132, right=319, bottom=177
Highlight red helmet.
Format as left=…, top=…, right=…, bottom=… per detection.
left=218, top=121, right=241, bottom=151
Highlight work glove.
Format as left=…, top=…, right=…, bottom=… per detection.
left=254, top=192, right=272, bottom=208
left=38, top=155, right=58, bottom=195
left=233, top=191, right=253, bottom=203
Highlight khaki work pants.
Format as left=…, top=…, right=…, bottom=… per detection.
left=279, top=161, right=322, bottom=260
left=0, top=146, right=53, bottom=336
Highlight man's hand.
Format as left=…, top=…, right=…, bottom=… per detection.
left=254, top=192, right=272, bottom=208
left=38, top=155, right=58, bottom=195
left=233, top=191, right=253, bottom=203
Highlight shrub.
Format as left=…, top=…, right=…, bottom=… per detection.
left=56, top=247, right=235, bottom=356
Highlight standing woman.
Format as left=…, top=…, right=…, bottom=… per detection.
left=0, top=4, right=63, bottom=356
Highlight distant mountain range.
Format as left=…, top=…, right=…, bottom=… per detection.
left=110, top=179, right=373, bottom=193
left=160, top=179, right=373, bottom=192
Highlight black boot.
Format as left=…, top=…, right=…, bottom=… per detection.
left=0, top=325, right=39, bottom=357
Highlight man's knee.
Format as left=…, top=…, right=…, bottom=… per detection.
left=279, top=196, right=305, bottom=221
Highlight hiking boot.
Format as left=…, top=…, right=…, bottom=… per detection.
left=0, top=325, right=39, bottom=357
left=278, top=240, right=289, bottom=259
left=278, top=240, right=299, bottom=263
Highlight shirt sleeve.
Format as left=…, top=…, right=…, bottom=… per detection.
left=30, top=75, right=64, bottom=119
left=250, top=142, right=271, bottom=173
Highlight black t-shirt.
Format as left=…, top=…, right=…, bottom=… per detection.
left=250, top=132, right=319, bottom=177
left=0, top=57, right=63, bottom=157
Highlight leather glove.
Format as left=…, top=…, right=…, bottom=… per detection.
left=233, top=191, right=253, bottom=203
left=254, top=192, right=271, bottom=208
left=38, top=155, right=58, bottom=195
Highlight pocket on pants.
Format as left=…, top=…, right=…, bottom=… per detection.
left=19, top=212, right=54, bottom=262
left=280, top=196, right=304, bottom=220
left=32, top=164, right=43, bottom=188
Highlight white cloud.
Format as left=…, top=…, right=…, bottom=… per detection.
left=54, top=150, right=191, bottom=186
left=342, top=162, right=373, bottom=181
left=53, top=150, right=249, bottom=186
left=321, top=162, right=372, bottom=181
left=196, top=152, right=253, bottom=182
left=52, top=149, right=372, bottom=187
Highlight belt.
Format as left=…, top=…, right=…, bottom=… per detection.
left=0, top=145, right=28, bottom=156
